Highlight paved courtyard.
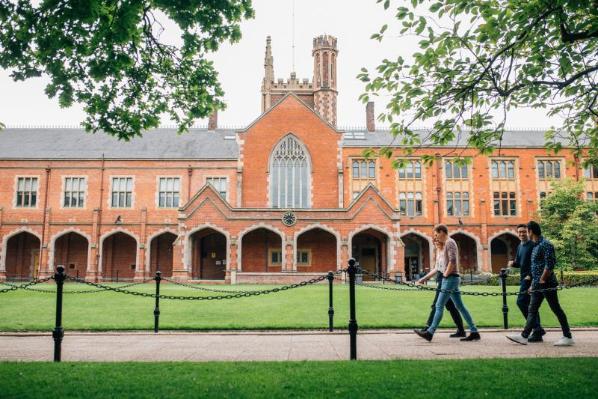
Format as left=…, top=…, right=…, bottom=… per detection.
left=1, top=328, right=597, bottom=362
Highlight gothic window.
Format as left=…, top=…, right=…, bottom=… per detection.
left=270, top=135, right=311, bottom=209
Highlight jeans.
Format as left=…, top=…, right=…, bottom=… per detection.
left=516, top=279, right=542, bottom=336
left=425, top=273, right=464, bottom=333
left=427, top=276, right=478, bottom=334
left=523, top=280, right=571, bottom=338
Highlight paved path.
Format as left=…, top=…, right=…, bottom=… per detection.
left=1, top=328, right=597, bottom=362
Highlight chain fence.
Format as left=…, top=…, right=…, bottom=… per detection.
left=359, top=269, right=598, bottom=296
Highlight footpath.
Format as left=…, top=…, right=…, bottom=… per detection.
left=1, top=328, right=597, bottom=362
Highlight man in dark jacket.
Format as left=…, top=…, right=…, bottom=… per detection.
left=508, top=224, right=544, bottom=341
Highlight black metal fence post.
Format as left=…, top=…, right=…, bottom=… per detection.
left=154, top=271, right=161, bottom=333
left=327, top=271, right=334, bottom=332
left=499, top=268, right=509, bottom=329
left=53, top=265, right=66, bottom=362
left=347, top=258, right=358, bottom=360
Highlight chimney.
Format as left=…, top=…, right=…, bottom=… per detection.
left=366, top=102, right=375, bottom=132
left=208, top=110, right=218, bottom=130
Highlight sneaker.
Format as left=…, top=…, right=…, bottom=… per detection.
left=506, top=334, right=528, bottom=345
left=554, top=336, right=575, bottom=346
left=460, top=332, right=480, bottom=341
left=414, top=329, right=433, bottom=342
left=527, top=334, right=543, bottom=343
left=540, top=328, right=547, bottom=336
left=450, top=330, right=466, bottom=338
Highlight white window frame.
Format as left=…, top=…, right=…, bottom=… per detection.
left=109, top=176, right=135, bottom=209
left=296, top=248, right=312, bottom=266
left=14, top=175, right=40, bottom=209
left=61, top=176, right=88, bottom=209
left=205, top=176, right=229, bottom=202
left=156, top=176, right=181, bottom=209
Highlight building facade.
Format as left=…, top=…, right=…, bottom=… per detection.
left=1, top=35, right=596, bottom=283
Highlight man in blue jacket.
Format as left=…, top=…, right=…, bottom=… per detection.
left=507, top=221, right=574, bottom=346
left=508, top=224, right=545, bottom=341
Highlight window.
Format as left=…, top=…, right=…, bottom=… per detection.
left=296, top=249, right=311, bottom=266
left=398, top=159, right=422, bottom=180
left=158, top=177, right=180, bottom=208
left=15, top=177, right=38, bottom=207
left=270, top=135, right=310, bottom=208
left=446, top=192, right=470, bottom=216
left=399, top=192, right=423, bottom=216
left=269, top=249, right=282, bottom=266
left=540, top=192, right=548, bottom=199
left=206, top=177, right=227, bottom=200
left=537, top=160, right=561, bottom=180
left=491, top=160, right=516, bottom=179
left=111, top=177, right=133, bottom=208
left=445, top=160, right=469, bottom=180
left=352, top=159, right=376, bottom=179
left=63, top=177, right=86, bottom=208
left=587, top=192, right=598, bottom=202
left=493, top=192, right=517, bottom=216
left=584, top=164, right=598, bottom=179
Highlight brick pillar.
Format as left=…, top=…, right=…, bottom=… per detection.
left=228, top=237, right=238, bottom=284
left=38, top=207, right=52, bottom=278
left=285, top=240, right=294, bottom=272
left=171, top=224, right=190, bottom=280
left=339, top=239, right=349, bottom=282
left=480, top=199, right=490, bottom=272
left=87, top=209, right=101, bottom=281
left=136, top=208, right=148, bottom=280
left=0, top=207, right=4, bottom=281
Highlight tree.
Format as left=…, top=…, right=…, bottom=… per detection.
left=0, top=0, right=254, bottom=140
left=359, top=0, right=598, bottom=164
left=538, top=179, right=598, bottom=270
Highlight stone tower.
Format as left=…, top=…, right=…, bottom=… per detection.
left=312, top=35, right=338, bottom=126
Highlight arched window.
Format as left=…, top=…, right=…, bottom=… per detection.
left=270, top=135, right=311, bottom=208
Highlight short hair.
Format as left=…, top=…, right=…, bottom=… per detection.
left=516, top=224, right=527, bottom=230
left=434, top=224, right=449, bottom=235
left=526, top=221, right=542, bottom=236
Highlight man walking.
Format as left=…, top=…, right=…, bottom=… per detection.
left=507, top=221, right=574, bottom=346
left=417, top=237, right=465, bottom=338
left=508, top=224, right=545, bottom=341
left=414, top=225, right=480, bottom=342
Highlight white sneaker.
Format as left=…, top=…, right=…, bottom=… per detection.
left=506, top=334, right=528, bottom=345
left=554, top=336, right=575, bottom=346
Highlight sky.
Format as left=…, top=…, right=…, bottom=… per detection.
left=0, top=0, right=559, bottom=129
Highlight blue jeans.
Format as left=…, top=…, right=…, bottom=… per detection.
left=427, top=276, right=478, bottom=334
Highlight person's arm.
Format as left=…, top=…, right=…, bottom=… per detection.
left=417, top=267, right=437, bottom=284
left=509, top=246, right=521, bottom=268
left=443, top=241, right=458, bottom=277
left=540, top=242, right=556, bottom=284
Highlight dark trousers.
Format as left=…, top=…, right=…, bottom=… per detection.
left=425, top=274, right=464, bottom=332
left=523, top=281, right=571, bottom=338
left=516, top=279, right=542, bottom=335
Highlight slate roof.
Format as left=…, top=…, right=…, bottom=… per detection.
left=0, top=127, right=564, bottom=160
left=341, top=128, right=567, bottom=147
left=0, top=128, right=239, bottom=160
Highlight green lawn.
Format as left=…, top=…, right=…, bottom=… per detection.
left=1, top=358, right=596, bottom=398
left=0, top=282, right=597, bottom=331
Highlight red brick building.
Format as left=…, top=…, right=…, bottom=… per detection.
left=1, top=35, right=596, bottom=283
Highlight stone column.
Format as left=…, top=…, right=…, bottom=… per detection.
left=285, top=239, right=295, bottom=272
left=135, top=208, right=148, bottom=280
left=38, top=207, right=52, bottom=278
left=87, top=208, right=101, bottom=282
left=0, top=207, right=5, bottom=281
left=228, top=237, right=238, bottom=284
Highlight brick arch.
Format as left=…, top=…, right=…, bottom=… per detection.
left=450, top=229, right=483, bottom=272
left=238, top=223, right=285, bottom=272
left=348, top=224, right=395, bottom=271
left=0, top=227, right=42, bottom=274
left=98, top=228, right=139, bottom=275
left=184, top=223, right=230, bottom=273
left=293, top=224, right=341, bottom=270
left=145, top=228, right=178, bottom=274
left=488, top=229, right=520, bottom=273
left=48, top=228, right=92, bottom=273
left=400, top=229, right=434, bottom=277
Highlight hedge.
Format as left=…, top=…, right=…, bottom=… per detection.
left=482, top=271, right=598, bottom=286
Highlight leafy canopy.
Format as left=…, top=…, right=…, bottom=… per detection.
left=0, top=0, right=254, bottom=140
left=539, top=179, right=598, bottom=270
left=359, top=0, right=598, bottom=164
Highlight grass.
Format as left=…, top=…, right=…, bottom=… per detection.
left=0, top=281, right=597, bottom=331
left=1, top=358, right=597, bottom=398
